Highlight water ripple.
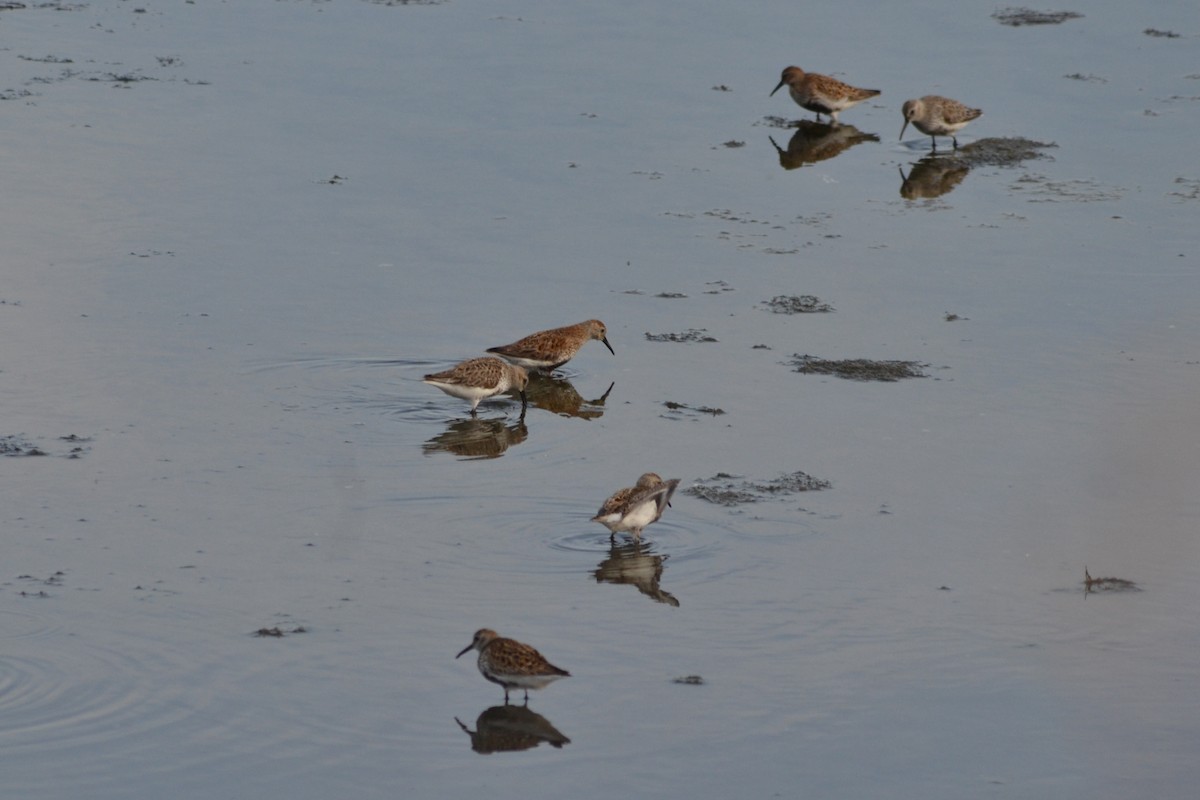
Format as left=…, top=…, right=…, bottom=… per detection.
left=0, top=646, right=187, bottom=759
left=0, top=624, right=381, bottom=793
left=0, top=608, right=59, bottom=640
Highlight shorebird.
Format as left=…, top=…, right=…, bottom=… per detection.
left=456, top=629, right=571, bottom=704
left=592, top=472, right=680, bottom=540
left=900, top=95, right=982, bottom=151
left=423, top=357, right=528, bottom=417
left=487, top=320, right=614, bottom=373
left=771, top=65, right=880, bottom=126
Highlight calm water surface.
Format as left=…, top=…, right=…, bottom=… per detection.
left=2, top=1, right=1198, bottom=798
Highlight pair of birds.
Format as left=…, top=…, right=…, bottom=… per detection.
left=771, top=65, right=983, bottom=151
left=422, top=319, right=614, bottom=417
left=457, top=475, right=679, bottom=704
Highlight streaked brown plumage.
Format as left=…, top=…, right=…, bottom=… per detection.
left=900, top=95, right=982, bottom=151
left=771, top=65, right=880, bottom=126
left=423, top=357, right=528, bottom=417
left=592, top=472, right=680, bottom=540
left=487, top=319, right=614, bottom=373
left=456, top=629, right=571, bottom=704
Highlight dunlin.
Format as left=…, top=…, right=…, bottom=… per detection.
left=456, top=629, right=571, bottom=704
left=771, top=66, right=880, bottom=126
left=592, top=472, right=680, bottom=540
left=423, top=357, right=528, bottom=417
left=486, top=320, right=614, bottom=373
left=900, top=95, right=982, bottom=151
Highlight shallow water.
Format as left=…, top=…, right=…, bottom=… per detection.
left=3, top=1, right=1199, bottom=797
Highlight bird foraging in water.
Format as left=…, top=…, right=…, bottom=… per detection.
left=899, top=95, right=982, bottom=151
left=487, top=319, right=614, bottom=373
left=771, top=65, right=880, bottom=126
left=423, top=357, right=528, bottom=417
left=592, top=472, right=680, bottom=540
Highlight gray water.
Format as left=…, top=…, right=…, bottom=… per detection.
left=3, top=1, right=1199, bottom=797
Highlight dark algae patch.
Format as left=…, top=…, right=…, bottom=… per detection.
left=762, top=295, right=834, bottom=314
left=662, top=401, right=726, bottom=418
left=254, top=626, right=308, bottom=638
left=645, top=329, right=718, bottom=343
left=1, top=433, right=91, bottom=458
left=687, top=471, right=831, bottom=506
left=992, top=7, right=1083, bottom=26
left=14, top=572, right=65, bottom=598
left=759, top=115, right=798, bottom=130
left=1, top=435, right=46, bottom=456
left=789, top=355, right=928, bottom=381
left=364, top=0, right=450, bottom=5
left=1170, top=177, right=1200, bottom=202
left=951, top=137, right=1055, bottom=168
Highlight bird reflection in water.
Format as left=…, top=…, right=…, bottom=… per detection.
left=593, top=539, right=679, bottom=607
left=525, top=373, right=614, bottom=420
left=769, top=120, right=879, bottom=170
left=455, top=705, right=571, bottom=754
left=422, top=417, right=528, bottom=460
left=898, top=156, right=971, bottom=200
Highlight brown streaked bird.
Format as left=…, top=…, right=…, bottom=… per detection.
left=486, top=319, right=614, bottom=373
left=592, top=472, right=681, bottom=540
left=423, top=357, right=528, bottom=417
left=456, top=629, right=571, bottom=704
left=771, top=65, right=880, bottom=126
left=900, top=95, right=982, bottom=151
